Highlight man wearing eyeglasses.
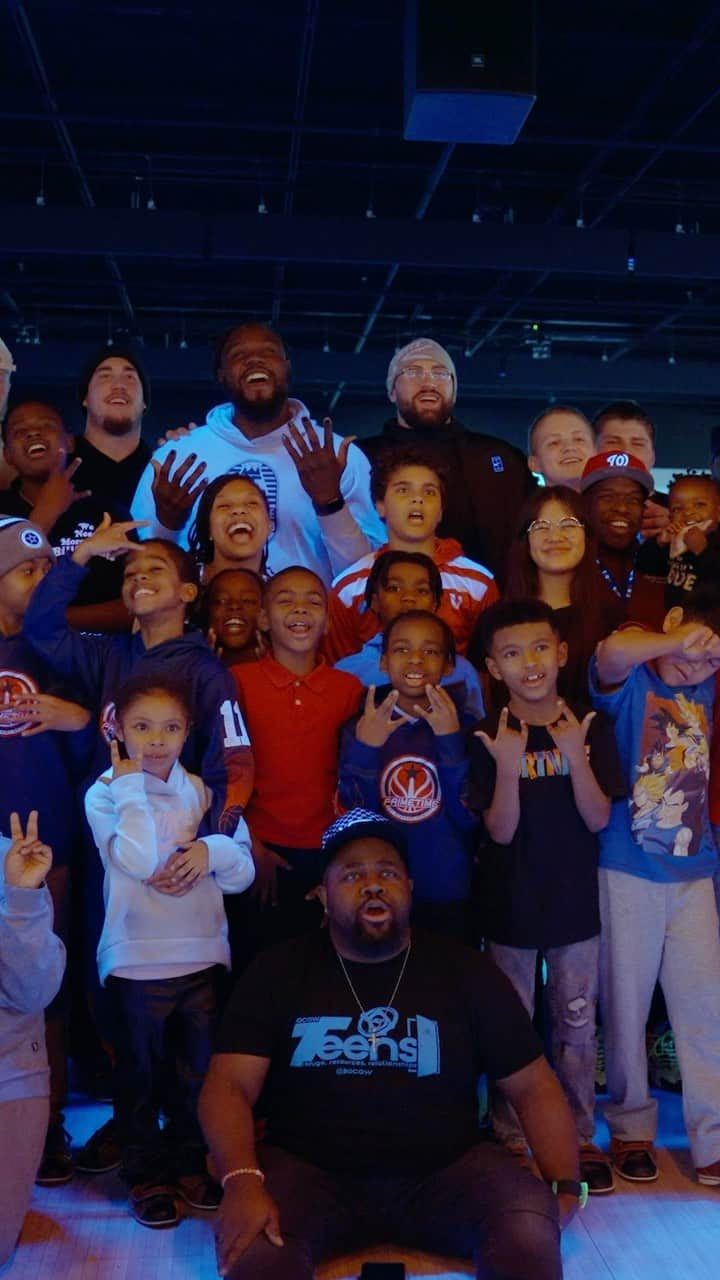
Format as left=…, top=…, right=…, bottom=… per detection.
left=360, top=339, right=535, bottom=587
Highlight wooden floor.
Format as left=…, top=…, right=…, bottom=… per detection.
left=5, top=1094, right=720, bottom=1280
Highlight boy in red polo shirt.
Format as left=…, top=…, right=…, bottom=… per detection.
left=231, top=566, right=363, bottom=953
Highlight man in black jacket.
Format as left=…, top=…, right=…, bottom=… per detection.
left=359, top=339, right=535, bottom=586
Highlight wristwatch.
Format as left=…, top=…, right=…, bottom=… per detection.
left=550, top=1178, right=588, bottom=1209
left=313, top=495, right=346, bottom=516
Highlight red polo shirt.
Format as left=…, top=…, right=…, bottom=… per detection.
left=231, top=654, right=363, bottom=848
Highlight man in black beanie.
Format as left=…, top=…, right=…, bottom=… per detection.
left=73, top=346, right=151, bottom=509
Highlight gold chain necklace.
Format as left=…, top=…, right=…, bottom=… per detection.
left=335, top=940, right=412, bottom=1060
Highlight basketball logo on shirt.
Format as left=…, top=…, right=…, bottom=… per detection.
left=380, top=755, right=441, bottom=823
left=100, top=700, right=118, bottom=743
left=0, top=670, right=39, bottom=737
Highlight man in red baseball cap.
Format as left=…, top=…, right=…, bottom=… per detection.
left=580, top=452, right=666, bottom=634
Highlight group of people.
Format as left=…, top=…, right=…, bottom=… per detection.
left=2, top=325, right=720, bottom=1280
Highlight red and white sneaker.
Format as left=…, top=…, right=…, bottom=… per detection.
left=696, top=1160, right=720, bottom=1187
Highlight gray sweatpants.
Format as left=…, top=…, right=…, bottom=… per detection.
left=599, top=867, right=720, bottom=1168
left=0, top=1095, right=48, bottom=1270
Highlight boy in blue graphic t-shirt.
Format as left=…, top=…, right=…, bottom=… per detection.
left=590, top=584, right=720, bottom=1190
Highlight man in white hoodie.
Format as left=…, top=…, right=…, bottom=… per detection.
left=131, top=324, right=384, bottom=583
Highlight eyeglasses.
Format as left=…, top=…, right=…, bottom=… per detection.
left=526, top=516, right=584, bottom=536
left=396, top=366, right=452, bottom=382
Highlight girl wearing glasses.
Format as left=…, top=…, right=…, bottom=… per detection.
left=472, top=486, right=602, bottom=703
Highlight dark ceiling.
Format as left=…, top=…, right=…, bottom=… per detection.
left=3, top=0, right=720, bottom=459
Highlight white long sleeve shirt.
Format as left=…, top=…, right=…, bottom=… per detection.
left=130, top=398, right=386, bottom=583
left=85, top=762, right=254, bottom=984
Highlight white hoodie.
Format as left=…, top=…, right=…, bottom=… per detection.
left=131, top=399, right=386, bottom=583
left=85, top=762, right=254, bottom=984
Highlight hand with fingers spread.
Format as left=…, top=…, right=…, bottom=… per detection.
left=215, top=1178, right=283, bottom=1277
left=156, top=421, right=199, bottom=447
left=3, top=810, right=53, bottom=889
left=250, top=833, right=291, bottom=907
left=104, top=737, right=143, bottom=783
left=150, top=449, right=209, bottom=530
left=412, top=684, right=460, bottom=736
left=145, top=840, right=209, bottom=896
left=71, top=512, right=149, bottom=566
left=31, top=453, right=92, bottom=532
left=355, top=685, right=410, bottom=747
left=15, top=693, right=90, bottom=737
left=474, top=706, right=528, bottom=772
left=281, top=415, right=356, bottom=508
left=547, top=700, right=595, bottom=767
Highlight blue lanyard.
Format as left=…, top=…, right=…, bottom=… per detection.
left=596, top=558, right=635, bottom=600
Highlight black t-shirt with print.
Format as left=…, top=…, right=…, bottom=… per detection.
left=216, top=929, right=542, bottom=1175
left=468, top=705, right=626, bottom=949
left=0, top=483, right=128, bottom=606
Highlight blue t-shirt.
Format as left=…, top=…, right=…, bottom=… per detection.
left=589, top=656, right=717, bottom=882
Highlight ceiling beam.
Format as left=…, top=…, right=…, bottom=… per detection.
left=5, top=206, right=720, bottom=281
left=11, top=341, right=720, bottom=403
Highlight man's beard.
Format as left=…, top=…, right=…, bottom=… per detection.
left=346, top=913, right=408, bottom=959
left=397, top=402, right=451, bottom=432
left=97, top=413, right=137, bottom=437
left=232, top=384, right=288, bottom=424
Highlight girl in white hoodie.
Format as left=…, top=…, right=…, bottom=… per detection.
left=85, top=673, right=254, bottom=1229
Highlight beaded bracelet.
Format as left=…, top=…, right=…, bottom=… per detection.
left=221, top=1166, right=265, bottom=1189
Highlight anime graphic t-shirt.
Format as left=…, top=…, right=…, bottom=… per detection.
left=590, top=657, right=717, bottom=882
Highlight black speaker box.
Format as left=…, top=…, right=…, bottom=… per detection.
left=404, top=0, right=537, bottom=144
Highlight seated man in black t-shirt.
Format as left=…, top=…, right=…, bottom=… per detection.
left=199, top=808, right=582, bottom=1280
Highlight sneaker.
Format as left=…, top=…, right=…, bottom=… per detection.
left=696, top=1159, right=720, bottom=1187
left=580, top=1142, right=615, bottom=1195
left=75, top=1117, right=122, bottom=1174
left=130, top=1182, right=179, bottom=1229
left=610, top=1138, right=659, bottom=1182
left=647, top=1028, right=682, bottom=1092
left=176, top=1173, right=223, bottom=1210
left=36, top=1123, right=75, bottom=1185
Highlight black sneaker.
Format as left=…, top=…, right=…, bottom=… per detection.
left=580, top=1143, right=615, bottom=1194
left=176, top=1173, right=223, bottom=1210
left=610, top=1138, right=659, bottom=1182
left=36, top=1123, right=75, bottom=1185
left=130, top=1183, right=179, bottom=1229
left=75, top=1117, right=122, bottom=1174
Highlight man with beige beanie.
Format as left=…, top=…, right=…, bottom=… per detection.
left=360, top=338, right=535, bottom=586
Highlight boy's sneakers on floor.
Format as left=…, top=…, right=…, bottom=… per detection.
left=647, top=1027, right=682, bottom=1092
left=130, top=1182, right=179, bottom=1229
left=579, top=1143, right=615, bottom=1194
left=696, top=1159, right=720, bottom=1187
left=610, top=1138, right=659, bottom=1182
left=35, top=1122, right=75, bottom=1185
left=75, top=1117, right=122, bottom=1174
left=176, top=1173, right=223, bottom=1210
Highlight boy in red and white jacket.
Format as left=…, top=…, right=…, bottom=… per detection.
left=325, top=445, right=498, bottom=662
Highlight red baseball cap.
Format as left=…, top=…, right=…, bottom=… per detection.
left=580, top=451, right=654, bottom=495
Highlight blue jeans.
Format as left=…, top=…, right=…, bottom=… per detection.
left=226, top=1141, right=561, bottom=1280
left=488, top=937, right=600, bottom=1146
